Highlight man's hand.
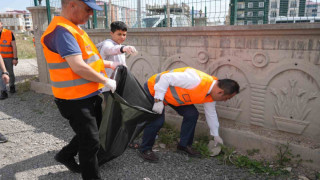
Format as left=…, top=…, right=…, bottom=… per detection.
left=110, top=62, right=121, bottom=70
left=123, top=46, right=137, bottom=55
left=213, top=136, right=223, bottom=146
left=104, top=79, right=116, bottom=93
left=13, top=59, right=18, bottom=66
left=152, top=101, right=164, bottom=114
left=2, top=74, right=9, bottom=84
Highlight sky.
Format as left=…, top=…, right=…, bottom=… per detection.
left=0, top=0, right=36, bottom=12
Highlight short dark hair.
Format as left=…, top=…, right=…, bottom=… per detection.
left=217, top=79, right=240, bottom=95
left=110, top=21, right=127, bottom=33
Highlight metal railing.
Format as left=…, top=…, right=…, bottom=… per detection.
left=30, top=0, right=320, bottom=28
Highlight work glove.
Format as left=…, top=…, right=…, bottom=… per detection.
left=104, top=79, right=117, bottom=93
left=123, top=46, right=137, bottom=55
left=152, top=101, right=164, bottom=114
left=213, top=136, right=224, bottom=146
left=110, top=61, right=121, bottom=70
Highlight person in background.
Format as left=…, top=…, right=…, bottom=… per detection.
left=96, top=20, right=137, bottom=82
left=0, top=21, right=18, bottom=99
left=41, top=0, right=118, bottom=179
left=138, top=67, right=240, bottom=163
left=0, top=54, right=9, bottom=143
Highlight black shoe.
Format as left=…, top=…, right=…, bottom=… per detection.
left=0, top=133, right=8, bottom=143
left=54, top=153, right=81, bottom=173
left=0, top=91, right=8, bottom=100
left=9, top=85, right=16, bottom=93
left=138, top=150, right=159, bottom=163
left=177, top=145, right=202, bottom=158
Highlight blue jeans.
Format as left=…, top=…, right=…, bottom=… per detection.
left=140, top=83, right=199, bottom=152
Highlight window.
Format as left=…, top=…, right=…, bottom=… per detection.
left=290, top=10, right=296, bottom=16
left=238, top=2, right=245, bottom=9
left=237, top=11, right=245, bottom=18
left=248, top=2, right=253, bottom=8
left=271, top=1, right=277, bottom=8
left=237, top=21, right=245, bottom=25
left=247, top=21, right=253, bottom=25
left=259, top=2, right=264, bottom=7
left=290, top=1, right=297, bottom=8
left=271, top=11, right=277, bottom=17
left=258, top=20, right=264, bottom=24
left=247, top=11, right=253, bottom=17
left=258, top=11, right=264, bottom=16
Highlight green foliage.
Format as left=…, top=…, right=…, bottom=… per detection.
left=17, top=80, right=31, bottom=94
left=315, top=172, right=320, bottom=179
left=275, top=142, right=295, bottom=166
left=192, top=138, right=211, bottom=158
left=158, top=123, right=179, bottom=145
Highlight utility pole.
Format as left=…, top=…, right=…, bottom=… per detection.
left=137, top=0, right=141, bottom=28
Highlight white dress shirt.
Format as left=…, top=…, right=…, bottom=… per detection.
left=154, top=68, right=220, bottom=136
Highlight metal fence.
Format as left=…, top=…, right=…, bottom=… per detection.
left=30, top=0, right=320, bottom=28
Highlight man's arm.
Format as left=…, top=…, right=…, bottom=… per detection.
left=203, top=102, right=224, bottom=145
left=11, top=38, right=18, bottom=66
left=65, top=55, right=108, bottom=84
left=154, top=68, right=201, bottom=100
left=0, top=55, right=9, bottom=84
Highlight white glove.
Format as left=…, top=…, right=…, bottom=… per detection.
left=123, top=46, right=137, bottom=55
left=104, top=79, right=116, bottom=93
left=110, top=61, right=121, bottom=70
left=213, top=136, right=224, bottom=146
left=152, top=101, right=164, bottom=114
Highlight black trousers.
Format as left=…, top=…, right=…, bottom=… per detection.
left=55, top=95, right=103, bottom=180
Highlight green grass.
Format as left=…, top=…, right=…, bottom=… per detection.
left=15, top=33, right=36, bottom=59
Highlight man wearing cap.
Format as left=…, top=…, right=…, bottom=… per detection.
left=41, top=0, right=116, bottom=179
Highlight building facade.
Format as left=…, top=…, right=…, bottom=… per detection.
left=0, top=10, right=32, bottom=33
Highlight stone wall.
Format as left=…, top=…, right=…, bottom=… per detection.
left=28, top=6, right=320, bottom=168
left=90, top=24, right=320, bottom=169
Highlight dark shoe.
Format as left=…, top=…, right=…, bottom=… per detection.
left=9, top=85, right=16, bottom=93
left=0, top=133, right=8, bottom=143
left=128, top=143, right=140, bottom=149
left=54, top=153, right=81, bottom=173
left=0, top=91, right=8, bottom=100
left=138, top=150, right=159, bottom=163
left=177, top=145, right=202, bottom=158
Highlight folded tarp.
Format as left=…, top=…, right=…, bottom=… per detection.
left=98, top=66, right=158, bottom=165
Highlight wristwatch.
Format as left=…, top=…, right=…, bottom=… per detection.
left=1, top=72, right=9, bottom=75
left=154, top=98, right=162, bottom=103
left=13, top=58, right=18, bottom=60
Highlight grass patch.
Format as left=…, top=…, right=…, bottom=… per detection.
left=193, top=135, right=211, bottom=158
left=15, top=33, right=36, bottom=59
left=17, top=79, right=31, bottom=94
left=157, top=123, right=179, bottom=146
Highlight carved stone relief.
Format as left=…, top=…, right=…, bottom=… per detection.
left=210, top=64, right=249, bottom=123
left=127, top=52, right=158, bottom=85
left=270, top=79, right=318, bottom=134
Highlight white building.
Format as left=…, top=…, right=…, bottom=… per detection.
left=0, top=10, right=33, bottom=33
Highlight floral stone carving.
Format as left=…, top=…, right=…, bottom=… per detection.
left=270, top=79, right=318, bottom=134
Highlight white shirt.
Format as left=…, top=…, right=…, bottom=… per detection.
left=96, top=39, right=126, bottom=91
left=154, top=68, right=220, bottom=136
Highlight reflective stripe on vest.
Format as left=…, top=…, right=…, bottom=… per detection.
left=47, top=54, right=100, bottom=70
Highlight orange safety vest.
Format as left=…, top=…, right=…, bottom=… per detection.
left=41, top=16, right=106, bottom=100
left=0, top=29, right=14, bottom=58
left=147, top=67, right=218, bottom=106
